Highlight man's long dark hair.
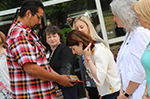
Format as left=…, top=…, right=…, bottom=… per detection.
left=14, top=0, right=44, bottom=19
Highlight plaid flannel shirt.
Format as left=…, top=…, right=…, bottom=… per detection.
left=6, top=19, right=56, bottom=99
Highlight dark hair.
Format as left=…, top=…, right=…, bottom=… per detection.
left=66, top=30, right=96, bottom=50
left=15, top=0, right=44, bottom=18
left=43, top=25, right=64, bottom=43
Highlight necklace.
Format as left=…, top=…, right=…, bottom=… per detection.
left=48, top=50, right=54, bottom=61
left=49, top=55, right=52, bottom=61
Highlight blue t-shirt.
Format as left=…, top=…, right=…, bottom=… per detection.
left=141, top=42, right=150, bottom=96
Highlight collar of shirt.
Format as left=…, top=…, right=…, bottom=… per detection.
left=13, top=18, right=32, bottom=32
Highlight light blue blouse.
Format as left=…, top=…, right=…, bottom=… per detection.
left=141, top=42, right=150, bottom=96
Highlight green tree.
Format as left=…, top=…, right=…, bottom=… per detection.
left=0, top=0, right=24, bottom=11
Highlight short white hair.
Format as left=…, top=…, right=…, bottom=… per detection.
left=110, top=0, right=140, bottom=32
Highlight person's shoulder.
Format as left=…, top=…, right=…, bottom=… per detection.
left=62, top=44, right=72, bottom=51
left=58, top=43, right=65, bottom=48
left=57, top=44, right=73, bottom=55
left=57, top=44, right=69, bottom=51
left=132, top=26, right=150, bottom=37
left=95, top=43, right=107, bottom=48
left=92, top=43, right=112, bottom=58
left=96, top=39, right=102, bottom=43
left=9, top=26, right=27, bottom=38
left=134, top=26, right=150, bottom=33
left=93, top=43, right=108, bottom=53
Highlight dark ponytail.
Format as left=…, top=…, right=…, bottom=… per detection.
left=14, top=8, right=20, bottom=19
left=15, top=0, right=44, bottom=18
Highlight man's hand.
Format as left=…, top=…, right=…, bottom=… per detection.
left=23, top=63, right=76, bottom=87
left=57, top=75, right=76, bottom=87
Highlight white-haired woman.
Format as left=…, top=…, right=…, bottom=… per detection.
left=110, top=0, right=150, bottom=99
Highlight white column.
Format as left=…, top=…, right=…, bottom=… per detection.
left=95, top=0, right=110, bottom=48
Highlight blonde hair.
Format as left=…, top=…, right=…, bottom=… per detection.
left=133, top=0, right=150, bottom=25
left=0, top=31, right=6, bottom=44
left=73, top=15, right=107, bottom=46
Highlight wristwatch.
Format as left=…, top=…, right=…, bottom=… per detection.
left=124, top=92, right=130, bottom=98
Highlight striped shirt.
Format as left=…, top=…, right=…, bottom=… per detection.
left=6, top=19, right=56, bottom=99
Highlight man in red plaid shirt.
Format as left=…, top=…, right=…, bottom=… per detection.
left=6, top=0, right=75, bottom=99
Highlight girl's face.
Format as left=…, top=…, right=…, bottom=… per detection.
left=112, top=13, right=125, bottom=28
left=75, top=20, right=90, bottom=35
left=69, top=42, right=83, bottom=55
left=46, top=33, right=61, bottom=48
left=137, top=15, right=150, bottom=29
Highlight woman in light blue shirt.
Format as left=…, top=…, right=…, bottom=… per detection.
left=133, top=0, right=150, bottom=98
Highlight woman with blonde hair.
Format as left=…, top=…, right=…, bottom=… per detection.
left=0, top=31, right=12, bottom=99
left=133, top=0, right=150, bottom=98
left=133, top=0, right=150, bottom=28
left=73, top=15, right=107, bottom=99
left=73, top=15, right=107, bottom=46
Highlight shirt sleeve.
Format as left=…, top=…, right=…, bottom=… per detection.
left=127, top=28, right=150, bottom=83
left=92, top=45, right=110, bottom=86
left=10, top=32, right=36, bottom=67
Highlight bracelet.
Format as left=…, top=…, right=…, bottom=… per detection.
left=143, top=94, right=149, bottom=98
left=85, top=58, right=92, bottom=63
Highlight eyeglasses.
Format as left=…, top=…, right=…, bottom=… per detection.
left=35, top=13, right=43, bottom=21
